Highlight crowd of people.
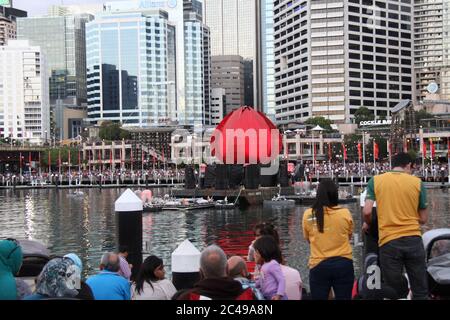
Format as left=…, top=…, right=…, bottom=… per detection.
left=0, top=152, right=442, bottom=300
left=0, top=168, right=186, bottom=187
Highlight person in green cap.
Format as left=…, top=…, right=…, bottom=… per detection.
left=0, top=239, right=23, bottom=300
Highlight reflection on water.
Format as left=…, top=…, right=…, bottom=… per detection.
left=0, top=188, right=448, bottom=287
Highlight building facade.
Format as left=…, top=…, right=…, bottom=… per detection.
left=203, top=0, right=260, bottom=109
left=414, top=0, right=446, bottom=101
left=0, top=4, right=26, bottom=46
left=274, top=0, right=414, bottom=125
left=211, top=55, right=245, bottom=115
left=184, top=11, right=211, bottom=126
left=86, top=10, right=176, bottom=126
left=17, top=14, right=93, bottom=106
left=0, top=40, right=50, bottom=144
left=210, top=88, right=226, bottom=125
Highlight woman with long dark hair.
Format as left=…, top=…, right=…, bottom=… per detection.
left=302, top=179, right=354, bottom=300
left=131, top=256, right=176, bottom=300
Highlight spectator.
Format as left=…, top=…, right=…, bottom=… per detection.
left=248, top=222, right=279, bottom=263
left=118, top=245, right=132, bottom=281
left=24, top=257, right=82, bottom=300
left=63, top=253, right=94, bottom=300
left=176, top=245, right=254, bottom=300
left=86, top=252, right=131, bottom=300
left=253, top=236, right=287, bottom=300
left=302, top=179, right=354, bottom=300
left=0, top=239, right=23, bottom=300
left=281, top=264, right=302, bottom=300
left=360, top=189, right=379, bottom=255
left=363, top=152, right=429, bottom=300
left=227, top=256, right=264, bottom=300
left=132, top=255, right=176, bottom=300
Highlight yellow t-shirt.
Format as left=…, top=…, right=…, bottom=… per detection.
left=366, top=172, right=427, bottom=247
left=302, top=206, right=353, bottom=269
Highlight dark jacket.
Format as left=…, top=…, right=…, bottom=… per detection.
left=176, top=277, right=255, bottom=300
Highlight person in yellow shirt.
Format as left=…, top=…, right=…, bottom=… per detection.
left=302, top=179, right=354, bottom=300
left=363, top=152, right=429, bottom=300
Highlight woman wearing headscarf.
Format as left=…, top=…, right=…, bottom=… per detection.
left=0, top=239, right=23, bottom=300
left=24, top=257, right=83, bottom=300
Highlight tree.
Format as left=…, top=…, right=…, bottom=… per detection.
left=99, top=122, right=130, bottom=141
left=354, top=107, right=375, bottom=125
left=415, top=109, right=434, bottom=126
left=304, top=117, right=333, bottom=132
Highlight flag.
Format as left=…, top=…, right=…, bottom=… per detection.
left=110, top=149, right=113, bottom=165
left=68, top=149, right=71, bottom=167
left=39, top=152, right=41, bottom=168
left=342, top=143, right=347, bottom=161
left=423, top=141, right=427, bottom=158
left=78, top=151, right=81, bottom=167
left=374, top=141, right=379, bottom=160
left=430, top=142, right=436, bottom=158
left=48, top=151, right=51, bottom=168
left=161, top=148, right=165, bottom=162
left=29, top=152, right=32, bottom=167
left=328, top=142, right=332, bottom=161
left=357, top=143, right=362, bottom=160
left=20, top=152, right=22, bottom=168
left=131, top=149, right=134, bottom=164
left=98, top=149, right=102, bottom=164
left=448, top=139, right=450, bottom=158
left=142, top=150, right=145, bottom=164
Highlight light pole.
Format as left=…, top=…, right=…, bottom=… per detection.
left=312, top=125, right=324, bottom=176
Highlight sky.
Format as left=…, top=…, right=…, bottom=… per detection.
left=12, top=0, right=109, bottom=16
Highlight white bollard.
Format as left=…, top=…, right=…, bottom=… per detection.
left=171, top=239, right=201, bottom=290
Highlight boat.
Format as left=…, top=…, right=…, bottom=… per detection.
left=143, top=203, right=163, bottom=213
left=215, top=197, right=236, bottom=210
left=162, top=198, right=215, bottom=211
left=263, top=194, right=296, bottom=207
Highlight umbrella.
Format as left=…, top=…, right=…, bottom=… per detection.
left=211, top=106, right=282, bottom=164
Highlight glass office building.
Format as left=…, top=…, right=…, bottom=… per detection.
left=260, top=0, right=275, bottom=119
left=184, top=13, right=211, bottom=125
left=17, top=14, right=93, bottom=105
left=86, top=11, right=176, bottom=126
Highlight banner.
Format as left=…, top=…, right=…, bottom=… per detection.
left=430, top=142, right=435, bottom=158
left=328, top=142, right=332, bottom=161
left=342, top=143, right=347, bottom=161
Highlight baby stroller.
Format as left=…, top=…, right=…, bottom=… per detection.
left=16, top=240, right=51, bottom=292
left=423, top=229, right=450, bottom=299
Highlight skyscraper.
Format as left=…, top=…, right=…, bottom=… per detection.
left=211, top=55, right=245, bottom=115
left=413, top=0, right=450, bottom=101
left=274, top=0, right=414, bottom=125
left=0, top=4, right=26, bottom=46
left=204, top=0, right=260, bottom=109
left=86, top=10, right=176, bottom=126
left=0, top=40, right=50, bottom=144
left=17, top=14, right=93, bottom=106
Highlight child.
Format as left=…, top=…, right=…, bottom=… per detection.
left=253, top=235, right=287, bottom=300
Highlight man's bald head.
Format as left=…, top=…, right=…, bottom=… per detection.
left=200, top=245, right=228, bottom=279
left=100, top=252, right=120, bottom=272
left=227, top=256, right=248, bottom=278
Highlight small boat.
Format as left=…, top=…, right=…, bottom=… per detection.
left=162, top=198, right=215, bottom=211
left=263, top=194, right=296, bottom=207
left=143, top=203, right=163, bottom=213
left=215, top=197, right=236, bottom=210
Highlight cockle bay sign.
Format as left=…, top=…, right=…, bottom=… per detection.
left=104, top=0, right=178, bottom=11
left=359, top=120, right=392, bottom=127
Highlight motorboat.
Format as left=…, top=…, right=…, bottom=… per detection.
left=263, top=194, right=296, bottom=207
left=215, top=197, right=236, bottom=210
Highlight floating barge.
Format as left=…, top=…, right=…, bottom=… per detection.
left=171, top=187, right=357, bottom=206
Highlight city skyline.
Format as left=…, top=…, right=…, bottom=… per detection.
left=14, top=0, right=106, bottom=16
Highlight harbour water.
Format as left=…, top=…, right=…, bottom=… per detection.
left=0, top=187, right=448, bottom=289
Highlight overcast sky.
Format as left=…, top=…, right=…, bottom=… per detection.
left=13, top=0, right=109, bottom=16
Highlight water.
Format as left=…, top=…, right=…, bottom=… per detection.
left=0, top=187, right=448, bottom=289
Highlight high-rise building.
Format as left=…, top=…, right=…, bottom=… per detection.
left=17, top=14, right=93, bottom=106
left=0, top=15, right=14, bottom=46
left=414, top=0, right=450, bottom=101
left=86, top=1, right=210, bottom=126
left=183, top=0, right=203, bottom=18
left=103, top=0, right=188, bottom=123
left=274, top=0, right=414, bottom=125
left=0, top=40, right=50, bottom=144
left=0, top=4, right=26, bottom=46
left=184, top=10, right=211, bottom=125
left=211, top=55, right=245, bottom=115
left=259, top=0, right=275, bottom=119
left=203, top=0, right=260, bottom=109
left=47, top=3, right=103, bottom=16
left=86, top=10, right=176, bottom=126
